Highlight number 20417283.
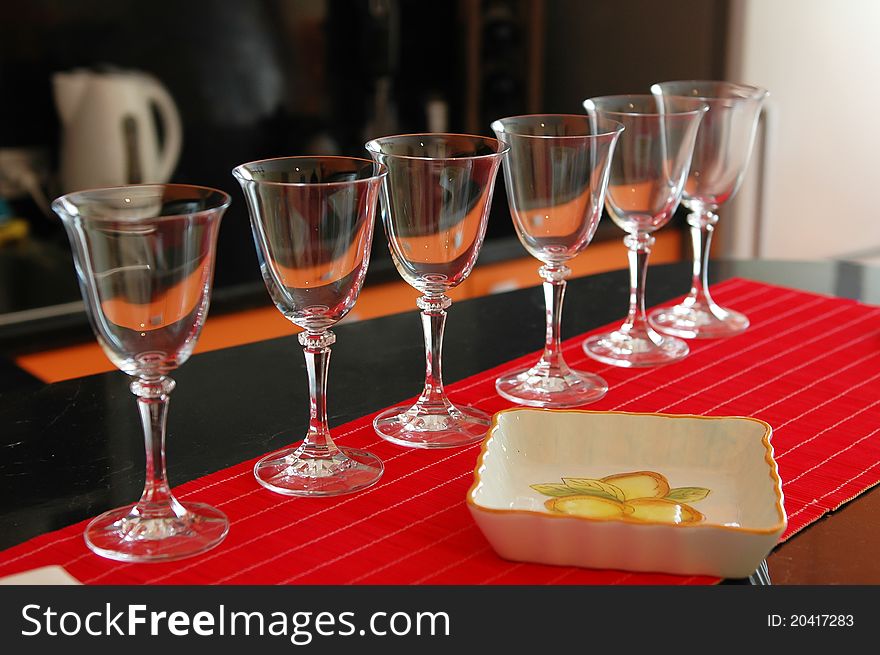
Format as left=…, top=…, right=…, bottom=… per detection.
left=768, top=614, right=854, bottom=627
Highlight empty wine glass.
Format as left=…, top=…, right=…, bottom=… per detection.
left=233, top=156, right=386, bottom=495
left=365, top=134, right=507, bottom=447
left=491, top=115, right=623, bottom=406
left=648, top=80, right=768, bottom=339
left=582, top=95, right=706, bottom=367
left=52, top=184, right=230, bottom=561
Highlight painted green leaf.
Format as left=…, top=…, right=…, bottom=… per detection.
left=665, top=487, right=711, bottom=503
left=530, top=484, right=580, bottom=497
left=562, top=478, right=626, bottom=502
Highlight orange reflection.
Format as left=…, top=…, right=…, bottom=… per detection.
left=607, top=180, right=665, bottom=212
left=515, top=189, right=592, bottom=239
left=100, top=258, right=211, bottom=331
left=392, top=194, right=488, bottom=264
left=268, top=237, right=367, bottom=288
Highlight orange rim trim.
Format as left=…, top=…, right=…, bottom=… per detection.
left=465, top=407, right=787, bottom=535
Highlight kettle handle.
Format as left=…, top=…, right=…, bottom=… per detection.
left=144, top=78, right=182, bottom=183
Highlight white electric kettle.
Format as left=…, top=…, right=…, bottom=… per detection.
left=53, top=69, right=182, bottom=193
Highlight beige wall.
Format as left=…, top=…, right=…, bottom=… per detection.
left=726, top=0, right=880, bottom=263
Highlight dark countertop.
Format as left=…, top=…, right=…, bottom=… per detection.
left=1, top=259, right=878, bottom=583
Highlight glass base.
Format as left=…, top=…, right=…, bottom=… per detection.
left=495, top=366, right=608, bottom=408
left=254, top=446, right=384, bottom=496
left=583, top=328, right=689, bottom=368
left=649, top=302, right=749, bottom=339
left=84, top=502, right=229, bottom=562
left=373, top=402, right=490, bottom=449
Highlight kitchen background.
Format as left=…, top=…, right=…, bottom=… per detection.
left=0, top=0, right=876, bottom=375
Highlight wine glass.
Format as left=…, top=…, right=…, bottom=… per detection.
left=490, top=115, right=623, bottom=407
left=365, top=134, right=507, bottom=448
left=648, top=80, right=768, bottom=339
left=233, top=156, right=386, bottom=495
left=52, top=184, right=230, bottom=562
left=582, top=95, right=706, bottom=367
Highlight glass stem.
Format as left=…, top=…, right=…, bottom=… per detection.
left=687, top=209, right=719, bottom=306
left=416, top=294, right=452, bottom=407
left=130, top=376, right=184, bottom=518
left=297, top=331, right=340, bottom=458
left=622, top=232, right=655, bottom=334
left=538, top=264, right=571, bottom=369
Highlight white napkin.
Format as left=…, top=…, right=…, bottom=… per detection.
left=0, top=565, right=81, bottom=585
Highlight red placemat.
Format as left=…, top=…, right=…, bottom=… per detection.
left=1, top=278, right=879, bottom=585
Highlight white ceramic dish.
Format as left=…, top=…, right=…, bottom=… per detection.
left=466, top=408, right=786, bottom=579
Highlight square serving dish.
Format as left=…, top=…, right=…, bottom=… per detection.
left=466, top=409, right=786, bottom=579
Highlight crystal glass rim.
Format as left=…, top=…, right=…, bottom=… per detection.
left=232, top=155, right=387, bottom=187
left=51, top=183, right=231, bottom=224
left=364, top=132, right=509, bottom=161
left=583, top=94, right=709, bottom=119
left=490, top=113, right=625, bottom=140
left=651, top=80, right=769, bottom=102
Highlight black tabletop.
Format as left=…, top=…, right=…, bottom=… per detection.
left=1, top=259, right=878, bottom=561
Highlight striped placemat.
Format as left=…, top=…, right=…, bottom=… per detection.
left=1, top=278, right=878, bottom=584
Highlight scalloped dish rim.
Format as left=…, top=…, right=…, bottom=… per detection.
left=466, top=408, right=787, bottom=535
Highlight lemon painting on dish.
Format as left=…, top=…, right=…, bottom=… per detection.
left=532, top=471, right=710, bottom=524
